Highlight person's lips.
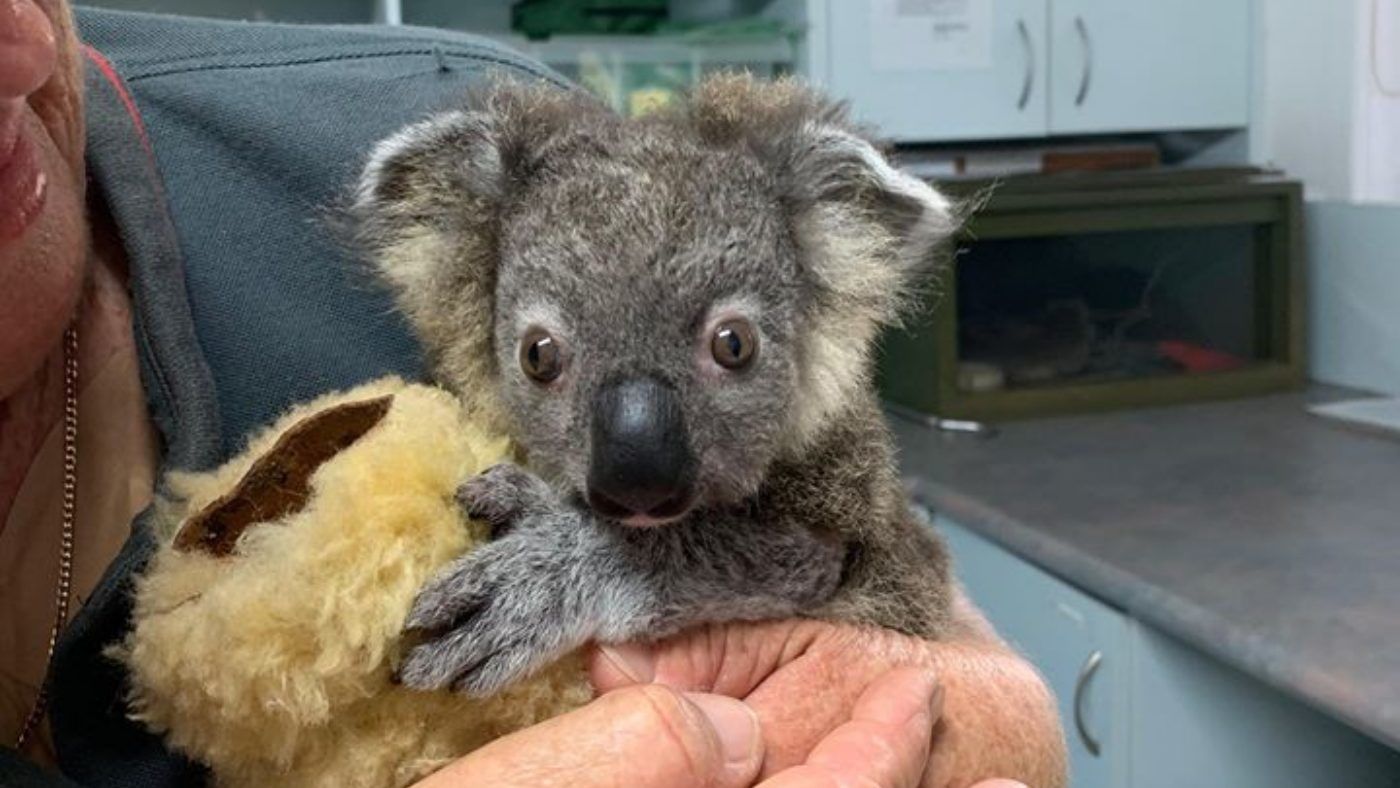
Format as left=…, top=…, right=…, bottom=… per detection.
left=0, top=0, right=58, bottom=98
left=0, top=102, right=47, bottom=241
left=0, top=0, right=58, bottom=243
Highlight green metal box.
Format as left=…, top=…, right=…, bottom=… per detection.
left=877, top=168, right=1306, bottom=422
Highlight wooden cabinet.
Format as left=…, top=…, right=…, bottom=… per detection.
left=1048, top=0, right=1251, bottom=134
left=806, top=0, right=1252, bottom=142
left=935, top=514, right=1400, bottom=787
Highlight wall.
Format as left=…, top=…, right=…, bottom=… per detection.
left=1254, top=0, right=1400, bottom=397
left=1254, top=0, right=1400, bottom=203
left=1308, top=203, right=1400, bottom=397
left=1254, top=0, right=1364, bottom=201
left=1360, top=0, right=1400, bottom=202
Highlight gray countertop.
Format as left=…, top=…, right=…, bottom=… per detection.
left=892, top=385, right=1400, bottom=751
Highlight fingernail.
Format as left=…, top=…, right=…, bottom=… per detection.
left=685, top=693, right=763, bottom=772
left=599, top=642, right=655, bottom=684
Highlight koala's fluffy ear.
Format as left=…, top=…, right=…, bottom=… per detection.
left=688, top=75, right=957, bottom=446
left=352, top=81, right=580, bottom=425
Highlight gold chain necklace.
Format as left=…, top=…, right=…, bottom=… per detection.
left=15, top=325, right=79, bottom=752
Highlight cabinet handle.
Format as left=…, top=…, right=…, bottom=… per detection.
left=1073, top=649, right=1103, bottom=757
left=1074, top=16, right=1093, bottom=106
left=1016, top=18, right=1034, bottom=110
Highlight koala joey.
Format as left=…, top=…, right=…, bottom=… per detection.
left=353, top=74, right=959, bottom=696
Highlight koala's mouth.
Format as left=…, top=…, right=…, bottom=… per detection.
left=585, top=375, right=700, bottom=528
left=585, top=486, right=697, bottom=528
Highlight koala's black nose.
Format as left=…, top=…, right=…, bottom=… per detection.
left=587, top=377, right=697, bottom=523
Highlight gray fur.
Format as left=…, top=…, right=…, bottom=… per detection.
left=357, top=74, right=957, bottom=694
left=402, top=463, right=846, bottom=695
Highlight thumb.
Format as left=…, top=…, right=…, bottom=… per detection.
left=414, top=684, right=764, bottom=788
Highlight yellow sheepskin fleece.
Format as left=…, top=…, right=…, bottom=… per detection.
left=114, top=378, right=591, bottom=788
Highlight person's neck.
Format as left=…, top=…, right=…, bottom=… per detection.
left=0, top=337, right=68, bottom=525
left=0, top=217, right=135, bottom=527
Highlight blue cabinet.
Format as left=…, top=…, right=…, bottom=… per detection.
left=819, top=0, right=1049, bottom=142
left=1128, top=625, right=1400, bottom=788
left=940, top=518, right=1129, bottom=788
left=935, top=515, right=1400, bottom=787
left=1048, top=0, right=1251, bottom=134
left=807, top=0, right=1251, bottom=142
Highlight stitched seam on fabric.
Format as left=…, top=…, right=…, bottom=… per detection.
left=130, top=286, right=179, bottom=434
left=83, top=48, right=187, bottom=430
left=124, top=47, right=566, bottom=86
left=112, top=37, right=511, bottom=73
left=84, top=51, right=222, bottom=465
left=82, top=45, right=155, bottom=157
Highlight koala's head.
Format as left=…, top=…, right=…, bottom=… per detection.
left=355, top=75, right=953, bottom=526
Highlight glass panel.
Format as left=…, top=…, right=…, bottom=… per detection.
left=955, top=224, right=1264, bottom=392
left=503, top=38, right=795, bottom=116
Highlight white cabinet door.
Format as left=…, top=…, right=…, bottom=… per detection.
left=1049, top=0, right=1251, bottom=134
left=937, top=517, right=1130, bottom=788
left=818, top=0, right=1049, bottom=142
left=931, top=512, right=1400, bottom=787
left=1130, top=624, right=1400, bottom=788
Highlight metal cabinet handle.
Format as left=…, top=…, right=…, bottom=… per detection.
left=1016, top=18, right=1035, bottom=110
left=1073, top=649, right=1103, bottom=757
left=1074, top=16, right=1093, bottom=106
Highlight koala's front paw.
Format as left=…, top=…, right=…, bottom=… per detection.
left=455, top=463, right=555, bottom=538
left=401, top=506, right=593, bottom=696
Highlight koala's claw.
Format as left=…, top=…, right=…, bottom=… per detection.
left=403, top=552, right=490, bottom=632
left=401, top=487, right=591, bottom=696
left=455, top=463, right=554, bottom=538
left=399, top=548, right=575, bottom=696
left=399, top=614, right=512, bottom=696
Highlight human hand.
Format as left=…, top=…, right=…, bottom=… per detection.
left=412, top=666, right=943, bottom=788
left=589, top=618, right=1062, bottom=787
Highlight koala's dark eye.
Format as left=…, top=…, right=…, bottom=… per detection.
left=520, top=328, right=564, bottom=383
left=711, top=319, right=757, bottom=370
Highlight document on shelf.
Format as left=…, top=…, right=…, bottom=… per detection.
left=870, top=0, right=994, bottom=72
